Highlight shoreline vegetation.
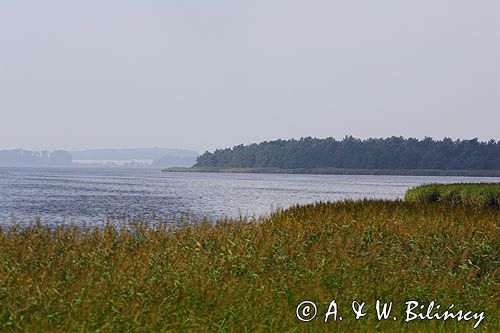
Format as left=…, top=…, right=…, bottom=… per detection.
left=193, top=137, right=500, bottom=174
left=163, top=166, right=500, bottom=177
left=165, top=136, right=500, bottom=177
left=0, top=184, right=498, bottom=331
left=405, top=183, right=500, bottom=208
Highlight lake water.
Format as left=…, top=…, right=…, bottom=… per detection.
left=0, top=167, right=498, bottom=226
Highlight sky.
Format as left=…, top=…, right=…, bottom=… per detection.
left=1, top=1, right=499, bottom=153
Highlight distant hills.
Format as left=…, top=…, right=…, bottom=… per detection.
left=71, top=148, right=198, bottom=168
left=71, top=148, right=197, bottom=161
left=0, top=149, right=72, bottom=166
left=0, top=148, right=199, bottom=168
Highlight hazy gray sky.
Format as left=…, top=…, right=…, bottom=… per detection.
left=1, top=1, right=499, bottom=153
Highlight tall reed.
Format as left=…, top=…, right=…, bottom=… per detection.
left=0, top=200, right=498, bottom=331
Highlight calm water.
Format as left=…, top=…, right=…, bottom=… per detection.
left=0, top=167, right=498, bottom=226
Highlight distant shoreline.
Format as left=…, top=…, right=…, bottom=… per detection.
left=162, top=167, right=500, bottom=177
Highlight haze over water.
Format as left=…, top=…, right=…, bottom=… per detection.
left=1, top=167, right=498, bottom=226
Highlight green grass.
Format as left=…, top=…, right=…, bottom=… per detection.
left=0, top=200, right=498, bottom=332
left=405, top=183, right=500, bottom=208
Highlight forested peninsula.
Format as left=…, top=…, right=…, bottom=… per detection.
left=165, top=137, right=500, bottom=176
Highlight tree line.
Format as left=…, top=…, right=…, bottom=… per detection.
left=0, top=149, right=72, bottom=166
left=195, top=136, right=500, bottom=170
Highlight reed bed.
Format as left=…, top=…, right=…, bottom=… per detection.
left=405, top=183, right=500, bottom=208
left=0, top=200, right=498, bottom=332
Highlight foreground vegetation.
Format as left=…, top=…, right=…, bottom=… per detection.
left=0, top=200, right=498, bottom=332
left=405, top=183, right=500, bottom=208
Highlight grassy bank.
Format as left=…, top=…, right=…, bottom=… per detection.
left=405, top=183, right=500, bottom=208
left=163, top=167, right=500, bottom=177
left=0, top=200, right=498, bottom=331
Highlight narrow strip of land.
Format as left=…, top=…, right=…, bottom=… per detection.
left=163, top=167, right=500, bottom=177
